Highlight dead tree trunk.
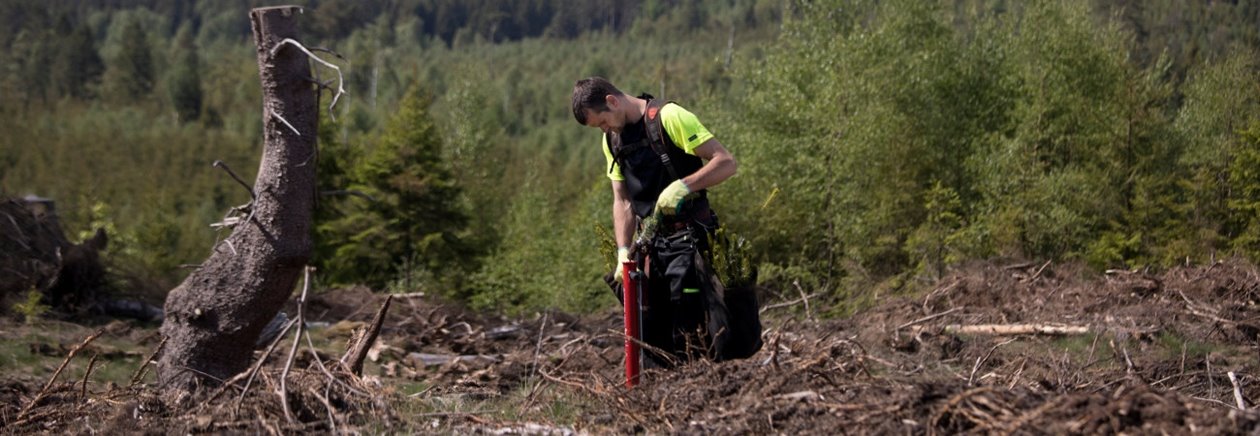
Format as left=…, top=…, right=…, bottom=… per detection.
left=157, top=5, right=318, bottom=394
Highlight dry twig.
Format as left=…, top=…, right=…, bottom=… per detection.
left=521, top=312, right=551, bottom=413
left=969, top=339, right=1016, bottom=386
left=303, top=328, right=369, bottom=398
left=931, top=386, right=997, bottom=433
left=269, top=38, right=347, bottom=121
left=793, top=280, right=814, bottom=322
left=129, top=336, right=168, bottom=387
left=1229, top=371, right=1248, bottom=410
left=212, top=160, right=256, bottom=201
left=279, top=266, right=314, bottom=424
left=18, top=328, right=105, bottom=420
left=898, top=307, right=963, bottom=331
left=235, top=318, right=298, bottom=415
left=80, top=353, right=99, bottom=402
left=922, top=279, right=961, bottom=313
left=761, top=292, right=821, bottom=313
left=1026, top=260, right=1052, bottom=282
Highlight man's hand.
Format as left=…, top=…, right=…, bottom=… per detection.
left=613, top=246, right=630, bottom=283
left=656, top=180, right=691, bottom=216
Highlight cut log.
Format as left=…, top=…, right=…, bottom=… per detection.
left=405, top=353, right=502, bottom=367
left=944, top=323, right=1089, bottom=336
left=156, top=5, right=319, bottom=394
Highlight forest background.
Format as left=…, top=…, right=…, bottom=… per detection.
left=2, top=0, right=1259, bottom=317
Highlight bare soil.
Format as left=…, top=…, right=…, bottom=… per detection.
left=4, top=259, right=1260, bottom=434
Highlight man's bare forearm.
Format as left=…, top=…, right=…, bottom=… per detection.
left=682, top=139, right=738, bottom=191
left=612, top=182, right=636, bottom=248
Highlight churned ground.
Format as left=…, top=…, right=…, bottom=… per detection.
left=5, top=259, right=1260, bottom=434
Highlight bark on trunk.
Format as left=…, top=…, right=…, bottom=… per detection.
left=156, top=5, right=317, bottom=393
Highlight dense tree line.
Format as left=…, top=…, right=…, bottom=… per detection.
left=720, top=0, right=1260, bottom=314
left=2, top=0, right=1259, bottom=316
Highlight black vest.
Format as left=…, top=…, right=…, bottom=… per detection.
left=607, top=96, right=706, bottom=219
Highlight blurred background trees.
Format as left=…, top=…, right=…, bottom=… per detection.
left=2, top=0, right=1259, bottom=315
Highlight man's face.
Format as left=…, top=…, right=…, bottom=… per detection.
left=583, top=108, right=621, bottom=134
left=582, top=95, right=624, bottom=134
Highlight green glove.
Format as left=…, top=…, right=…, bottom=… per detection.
left=613, top=246, right=630, bottom=283
left=656, top=180, right=691, bottom=216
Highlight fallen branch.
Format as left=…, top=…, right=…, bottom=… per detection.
left=303, top=328, right=369, bottom=398
left=1177, top=290, right=1260, bottom=331
left=234, top=317, right=298, bottom=415
left=603, top=327, right=680, bottom=369
left=922, top=279, right=961, bottom=313
left=313, top=387, right=338, bottom=434
left=1118, top=340, right=1135, bottom=373
left=279, top=266, right=314, bottom=424
left=761, top=292, right=821, bottom=313
left=969, top=339, right=1015, bottom=386
left=80, top=353, right=99, bottom=402
left=18, top=328, right=105, bottom=419
left=415, top=410, right=497, bottom=418
left=1191, top=396, right=1235, bottom=408
left=539, top=369, right=600, bottom=393
left=897, top=307, right=963, bottom=331
left=129, top=336, right=168, bottom=388
left=762, top=319, right=790, bottom=370
left=793, top=280, right=815, bottom=322
left=1004, top=395, right=1070, bottom=434
left=945, top=324, right=1089, bottom=336
left=932, top=386, right=997, bottom=430
left=1208, top=355, right=1216, bottom=399
left=1229, top=371, right=1248, bottom=410
left=520, top=313, right=551, bottom=413
left=1026, top=260, right=1053, bottom=282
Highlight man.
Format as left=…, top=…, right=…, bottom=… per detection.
left=571, top=77, right=743, bottom=366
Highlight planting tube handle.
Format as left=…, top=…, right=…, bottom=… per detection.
left=622, top=260, right=641, bottom=387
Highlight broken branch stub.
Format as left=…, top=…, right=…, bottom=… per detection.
left=342, top=295, right=393, bottom=376
left=156, top=5, right=319, bottom=394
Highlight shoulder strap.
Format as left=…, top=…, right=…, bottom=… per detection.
left=643, top=98, right=681, bottom=181
left=605, top=132, right=616, bottom=175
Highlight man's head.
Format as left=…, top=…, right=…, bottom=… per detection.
left=572, top=77, right=629, bottom=133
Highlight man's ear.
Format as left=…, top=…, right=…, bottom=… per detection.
left=605, top=94, right=619, bottom=110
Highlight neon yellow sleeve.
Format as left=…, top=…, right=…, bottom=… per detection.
left=603, top=103, right=712, bottom=181
left=602, top=134, right=625, bottom=181
left=660, top=103, right=714, bottom=155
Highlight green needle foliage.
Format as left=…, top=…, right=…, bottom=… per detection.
left=318, top=85, right=476, bottom=290
left=708, top=228, right=756, bottom=290
left=13, top=288, right=50, bottom=324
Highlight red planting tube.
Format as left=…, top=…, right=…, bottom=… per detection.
left=622, top=260, right=641, bottom=387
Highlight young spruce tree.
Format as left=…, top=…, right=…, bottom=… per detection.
left=323, top=85, right=475, bottom=290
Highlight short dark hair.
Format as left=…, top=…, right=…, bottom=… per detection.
left=572, top=77, right=623, bottom=125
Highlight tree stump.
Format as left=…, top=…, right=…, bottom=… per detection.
left=156, top=5, right=318, bottom=394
